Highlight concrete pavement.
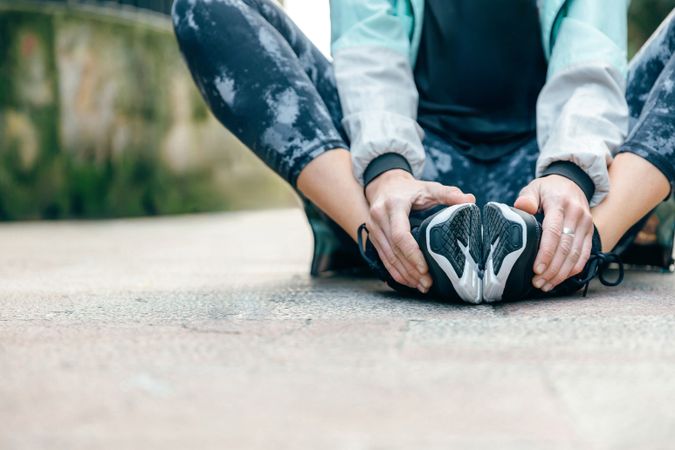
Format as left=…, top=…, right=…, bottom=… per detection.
left=1, top=209, right=674, bottom=449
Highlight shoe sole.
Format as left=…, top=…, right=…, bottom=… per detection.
left=482, top=202, right=540, bottom=303
left=420, top=203, right=482, bottom=304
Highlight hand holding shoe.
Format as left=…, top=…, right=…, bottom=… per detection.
left=514, top=175, right=594, bottom=292
left=364, top=169, right=475, bottom=293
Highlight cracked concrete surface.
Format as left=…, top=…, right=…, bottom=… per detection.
left=1, top=208, right=674, bottom=449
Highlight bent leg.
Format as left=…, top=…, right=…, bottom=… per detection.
left=419, top=130, right=536, bottom=207
left=592, top=11, right=675, bottom=252
left=172, top=0, right=371, bottom=274
left=172, top=0, right=346, bottom=185
left=480, top=137, right=539, bottom=207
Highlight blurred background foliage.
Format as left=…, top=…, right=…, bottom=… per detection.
left=0, top=0, right=672, bottom=220
left=629, top=0, right=674, bottom=55
left=0, top=0, right=297, bottom=220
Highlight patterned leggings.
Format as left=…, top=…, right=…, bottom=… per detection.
left=172, top=0, right=675, bottom=272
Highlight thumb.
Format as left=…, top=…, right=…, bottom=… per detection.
left=514, top=184, right=540, bottom=215
left=430, top=184, right=475, bottom=206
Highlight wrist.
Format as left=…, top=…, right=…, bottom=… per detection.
left=541, top=175, right=589, bottom=204
left=363, top=153, right=413, bottom=186
left=365, top=169, right=414, bottom=201
left=375, top=168, right=414, bottom=182
left=540, top=161, right=595, bottom=203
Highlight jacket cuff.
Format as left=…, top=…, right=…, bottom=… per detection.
left=540, top=161, right=596, bottom=203
left=363, top=153, right=413, bottom=186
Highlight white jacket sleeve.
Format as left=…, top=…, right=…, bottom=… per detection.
left=536, top=63, right=629, bottom=206
left=333, top=46, right=425, bottom=184
left=536, top=0, right=629, bottom=207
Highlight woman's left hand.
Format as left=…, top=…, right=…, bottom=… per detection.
left=514, top=175, right=594, bottom=292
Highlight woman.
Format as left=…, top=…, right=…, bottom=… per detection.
left=171, top=0, right=674, bottom=303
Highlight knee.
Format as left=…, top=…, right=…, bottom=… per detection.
left=172, top=0, right=223, bottom=42
left=659, top=8, right=675, bottom=44
left=172, top=0, right=255, bottom=44
left=171, top=0, right=195, bottom=43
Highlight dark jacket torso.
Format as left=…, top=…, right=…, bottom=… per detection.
left=414, top=0, right=548, bottom=160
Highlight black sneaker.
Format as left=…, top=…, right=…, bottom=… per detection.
left=358, top=203, right=482, bottom=303
left=482, top=201, right=625, bottom=301
left=482, top=202, right=542, bottom=302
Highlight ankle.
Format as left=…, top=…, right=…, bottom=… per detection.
left=594, top=219, right=622, bottom=253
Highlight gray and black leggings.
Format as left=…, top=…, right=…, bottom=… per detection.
left=172, top=0, right=675, bottom=267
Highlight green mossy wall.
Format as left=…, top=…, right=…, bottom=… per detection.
left=0, top=2, right=295, bottom=220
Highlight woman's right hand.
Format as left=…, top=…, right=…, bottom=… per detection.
left=364, top=169, right=476, bottom=294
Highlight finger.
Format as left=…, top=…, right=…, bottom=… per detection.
left=514, top=184, right=540, bottom=215
left=390, top=235, right=432, bottom=292
left=533, top=206, right=564, bottom=277
left=571, top=230, right=594, bottom=276
left=389, top=237, right=432, bottom=292
left=370, top=230, right=419, bottom=289
left=427, top=184, right=475, bottom=206
left=549, top=221, right=592, bottom=288
left=389, top=205, right=428, bottom=274
left=368, top=220, right=418, bottom=288
left=537, top=208, right=583, bottom=291
left=388, top=205, right=433, bottom=292
left=373, top=200, right=426, bottom=290
left=537, top=232, right=574, bottom=292
left=393, top=247, right=432, bottom=293
left=377, top=248, right=406, bottom=287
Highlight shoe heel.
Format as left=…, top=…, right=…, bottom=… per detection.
left=482, top=202, right=534, bottom=302
left=423, top=203, right=483, bottom=304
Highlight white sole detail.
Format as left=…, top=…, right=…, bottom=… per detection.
left=425, top=204, right=482, bottom=304
left=483, top=203, right=528, bottom=303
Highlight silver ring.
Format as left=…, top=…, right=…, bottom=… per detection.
left=562, top=227, right=576, bottom=237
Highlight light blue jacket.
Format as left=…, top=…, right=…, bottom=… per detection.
left=330, top=0, right=630, bottom=206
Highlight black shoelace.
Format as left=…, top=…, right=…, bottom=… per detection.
left=577, top=252, right=625, bottom=296
left=357, top=223, right=377, bottom=270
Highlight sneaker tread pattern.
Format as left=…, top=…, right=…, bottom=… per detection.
left=483, top=205, right=523, bottom=274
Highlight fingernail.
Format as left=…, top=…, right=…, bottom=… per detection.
left=543, top=283, right=553, bottom=292
left=535, top=264, right=546, bottom=274
left=533, top=278, right=545, bottom=289
left=418, top=284, right=428, bottom=294
left=420, top=277, right=432, bottom=289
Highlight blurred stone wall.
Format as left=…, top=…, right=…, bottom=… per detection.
left=0, top=1, right=296, bottom=220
